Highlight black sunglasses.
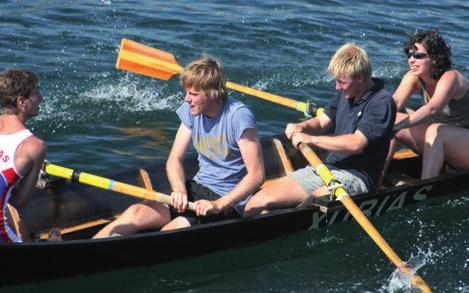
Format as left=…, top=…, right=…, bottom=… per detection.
left=406, top=51, right=428, bottom=59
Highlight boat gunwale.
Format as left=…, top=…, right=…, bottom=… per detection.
left=5, top=168, right=468, bottom=247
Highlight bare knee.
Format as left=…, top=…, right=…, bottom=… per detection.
left=244, top=189, right=272, bottom=216
left=425, top=123, right=445, bottom=144
left=161, top=216, right=190, bottom=231
left=244, top=188, right=286, bottom=216
left=121, top=202, right=169, bottom=225
left=121, top=204, right=151, bottom=224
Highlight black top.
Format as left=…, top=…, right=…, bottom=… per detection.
left=324, top=78, right=396, bottom=190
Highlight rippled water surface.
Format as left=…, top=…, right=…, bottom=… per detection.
left=1, top=1, right=468, bottom=292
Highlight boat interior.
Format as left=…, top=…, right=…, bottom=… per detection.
left=17, top=135, right=424, bottom=242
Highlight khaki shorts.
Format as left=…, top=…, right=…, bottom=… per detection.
left=290, top=165, right=369, bottom=197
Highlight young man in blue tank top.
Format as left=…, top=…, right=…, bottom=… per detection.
left=0, top=69, right=46, bottom=243
left=95, top=58, right=264, bottom=238
left=244, top=43, right=396, bottom=216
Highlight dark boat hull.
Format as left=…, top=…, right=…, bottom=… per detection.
left=1, top=136, right=468, bottom=285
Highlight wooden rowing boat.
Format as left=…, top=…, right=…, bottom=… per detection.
left=1, top=135, right=467, bottom=285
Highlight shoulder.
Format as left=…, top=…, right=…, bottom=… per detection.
left=438, top=69, right=464, bottom=87
left=225, top=98, right=255, bottom=119
left=176, top=102, right=190, bottom=116
left=224, top=99, right=257, bottom=140
left=372, top=88, right=393, bottom=104
left=366, top=87, right=396, bottom=115
left=368, top=82, right=394, bottom=106
left=176, top=102, right=193, bottom=128
left=439, top=68, right=459, bottom=79
left=22, top=136, right=46, bottom=160
left=226, top=98, right=249, bottom=111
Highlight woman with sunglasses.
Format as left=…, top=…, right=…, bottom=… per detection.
left=391, top=29, right=469, bottom=179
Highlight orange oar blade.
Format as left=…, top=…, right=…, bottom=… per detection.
left=116, top=39, right=183, bottom=80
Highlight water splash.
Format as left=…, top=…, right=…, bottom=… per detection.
left=82, top=73, right=181, bottom=112
left=387, top=253, right=429, bottom=292
left=31, top=73, right=183, bottom=135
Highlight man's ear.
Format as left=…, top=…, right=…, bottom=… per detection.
left=15, top=96, right=26, bottom=110
left=206, top=91, right=217, bottom=100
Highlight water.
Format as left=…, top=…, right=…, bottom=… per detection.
left=1, top=0, right=468, bottom=291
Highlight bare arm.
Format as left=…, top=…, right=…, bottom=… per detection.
left=195, top=128, right=265, bottom=216
left=166, top=123, right=192, bottom=212
left=285, top=112, right=333, bottom=139
left=394, top=70, right=464, bottom=131
left=292, top=129, right=369, bottom=155
left=10, top=137, right=46, bottom=209
left=393, top=71, right=420, bottom=111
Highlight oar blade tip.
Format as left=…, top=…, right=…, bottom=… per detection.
left=116, top=38, right=181, bottom=80
left=119, top=38, right=178, bottom=64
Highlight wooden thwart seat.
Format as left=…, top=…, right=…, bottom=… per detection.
left=393, top=149, right=418, bottom=160
left=261, top=138, right=295, bottom=189
left=272, top=138, right=294, bottom=175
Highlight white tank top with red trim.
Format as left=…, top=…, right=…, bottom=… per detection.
left=0, top=129, right=33, bottom=243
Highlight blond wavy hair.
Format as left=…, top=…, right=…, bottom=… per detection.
left=328, top=43, right=372, bottom=80
left=180, top=57, right=227, bottom=101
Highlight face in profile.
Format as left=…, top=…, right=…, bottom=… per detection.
left=23, top=88, right=43, bottom=119
left=184, top=86, right=211, bottom=116
left=334, top=74, right=362, bottom=99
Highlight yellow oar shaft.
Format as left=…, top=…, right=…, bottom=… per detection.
left=298, top=143, right=431, bottom=293
left=43, top=163, right=195, bottom=210
left=225, top=81, right=307, bottom=112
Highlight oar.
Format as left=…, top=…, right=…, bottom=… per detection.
left=297, top=143, right=431, bottom=293
left=115, top=38, right=315, bottom=116
left=43, top=162, right=196, bottom=211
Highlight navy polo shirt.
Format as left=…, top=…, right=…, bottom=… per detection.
left=323, top=78, right=396, bottom=190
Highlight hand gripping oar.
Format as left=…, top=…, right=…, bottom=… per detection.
left=297, top=143, right=431, bottom=293
left=115, top=38, right=316, bottom=117
left=43, top=162, right=195, bottom=211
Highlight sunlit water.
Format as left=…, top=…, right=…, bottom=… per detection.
left=1, top=1, right=468, bottom=292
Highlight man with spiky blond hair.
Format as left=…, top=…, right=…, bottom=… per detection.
left=245, top=43, right=396, bottom=215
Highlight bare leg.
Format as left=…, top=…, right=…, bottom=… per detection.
left=244, top=176, right=307, bottom=217
left=161, top=216, right=191, bottom=231
left=93, top=201, right=171, bottom=238
left=378, top=113, right=428, bottom=188
left=422, top=124, right=469, bottom=179
left=298, top=186, right=329, bottom=207
left=394, top=121, right=430, bottom=155
left=421, top=123, right=445, bottom=179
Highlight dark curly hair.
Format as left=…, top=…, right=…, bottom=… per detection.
left=404, top=29, right=452, bottom=80
left=0, top=69, right=38, bottom=114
